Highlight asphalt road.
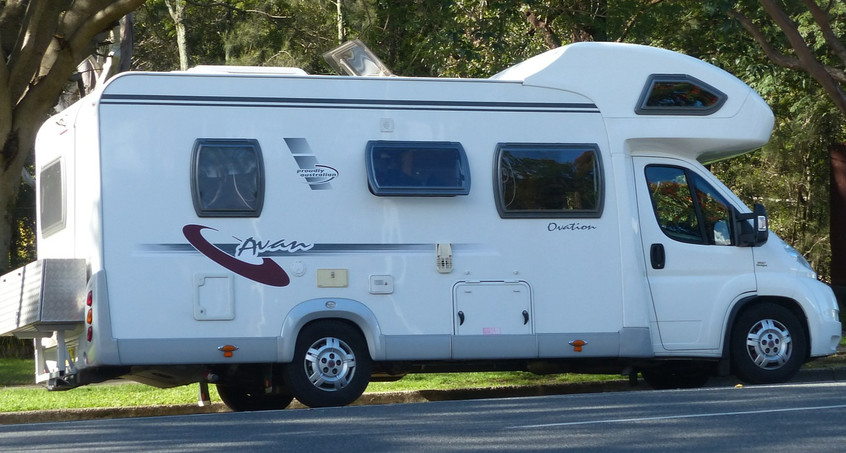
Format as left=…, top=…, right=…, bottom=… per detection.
left=2, top=381, right=846, bottom=452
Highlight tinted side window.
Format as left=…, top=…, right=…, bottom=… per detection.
left=636, top=74, right=726, bottom=115
left=495, top=144, right=602, bottom=218
left=191, top=139, right=264, bottom=217
left=645, top=165, right=733, bottom=245
left=39, top=159, right=65, bottom=236
left=691, top=172, right=733, bottom=245
left=366, top=141, right=470, bottom=196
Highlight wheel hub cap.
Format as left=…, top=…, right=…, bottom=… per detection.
left=304, top=337, right=357, bottom=391
left=745, top=319, right=792, bottom=370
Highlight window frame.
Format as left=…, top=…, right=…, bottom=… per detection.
left=39, top=158, right=66, bottom=237
left=494, top=143, right=604, bottom=219
left=365, top=141, right=471, bottom=197
left=191, top=138, right=265, bottom=218
left=635, top=74, right=727, bottom=116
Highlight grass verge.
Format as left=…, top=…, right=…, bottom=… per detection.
left=0, top=358, right=621, bottom=412
left=0, top=359, right=32, bottom=386
left=4, top=337, right=844, bottom=413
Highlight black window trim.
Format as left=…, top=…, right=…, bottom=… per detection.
left=494, top=142, right=604, bottom=219
left=191, top=138, right=265, bottom=218
left=635, top=74, right=727, bottom=116
left=365, top=140, right=471, bottom=197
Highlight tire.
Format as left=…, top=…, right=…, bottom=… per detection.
left=642, top=366, right=710, bottom=390
left=282, top=320, right=372, bottom=408
left=216, top=383, right=293, bottom=412
left=730, top=303, right=807, bottom=384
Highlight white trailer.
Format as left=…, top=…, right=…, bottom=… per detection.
left=0, top=42, right=840, bottom=410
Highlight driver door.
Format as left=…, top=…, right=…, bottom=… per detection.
left=633, top=157, right=756, bottom=350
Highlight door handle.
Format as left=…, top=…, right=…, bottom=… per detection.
left=650, top=243, right=665, bottom=269
left=522, top=310, right=529, bottom=325
left=458, top=311, right=465, bottom=326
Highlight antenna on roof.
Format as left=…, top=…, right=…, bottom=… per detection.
left=323, top=39, right=393, bottom=77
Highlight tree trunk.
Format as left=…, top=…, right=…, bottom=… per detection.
left=165, top=0, right=189, bottom=70
left=0, top=125, right=36, bottom=273
left=0, top=170, right=19, bottom=274
left=0, top=1, right=145, bottom=275
left=831, top=144, right=846, bottom=288
left=336, top=0, right=345, bottom=45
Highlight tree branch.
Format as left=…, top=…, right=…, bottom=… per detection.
left=0, top=1, right=27, bottom=59
left=6, top=1, right=65, bottom=104
left=803, top=0, right=846, bottom=65
left=186, top=0, right=292, bottom=22
left=523, top=8, right=562, bottom=49
left=729, top=9, right=803, bottom=71
left=16, top=0, right=144, bottom=137
left=0, top=37, right=12, bottom=152
left=618, top=0, right=664, bottom=43
left=759, top=0, right=846, bottom=114
left=825, top=66, right=846, bottom=85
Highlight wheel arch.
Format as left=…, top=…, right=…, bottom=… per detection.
left=278, top=298, right=384, bottom=363
left=721, top=295, right=810, bottom=367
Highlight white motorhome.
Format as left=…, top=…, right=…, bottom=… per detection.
left=0, top=42, right=840, bottom=410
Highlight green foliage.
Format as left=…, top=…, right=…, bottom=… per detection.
left=11, top=179, right=36, bottom=270
left=0, top=338, right=32, bottom=360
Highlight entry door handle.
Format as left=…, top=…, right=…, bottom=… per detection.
left=650, top=243, right=665, bottom=269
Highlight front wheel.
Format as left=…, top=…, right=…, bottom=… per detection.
left=282, top=320, right=372, bottom=408
left=730, top=303, right=807, bottom=384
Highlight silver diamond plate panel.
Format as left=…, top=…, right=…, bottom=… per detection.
left=0, top=259, right=86, bottom=336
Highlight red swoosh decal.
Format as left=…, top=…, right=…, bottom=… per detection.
left=183, top=224, right=290, bottom=287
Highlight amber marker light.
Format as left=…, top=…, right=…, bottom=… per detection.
left=569, top=339, right=587, bottom=352
left=218, top=345, right=238, bottom=358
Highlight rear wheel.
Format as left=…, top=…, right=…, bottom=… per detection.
left=216, top=383, right=293, bottom=412
left=282, top=320, right=372, bottom=408
left=642, top=365, right=711, bottom=390
left=730, top=303, right=807, bottom=384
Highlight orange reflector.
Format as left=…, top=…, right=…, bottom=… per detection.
left=218, top=345, right=238, bottom=358
left=86, top=308, right=93, bottom=324
left=569, top=339, right=587, bottom=352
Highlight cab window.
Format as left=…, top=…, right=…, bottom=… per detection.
left=645, top=165, right=733, bottom=245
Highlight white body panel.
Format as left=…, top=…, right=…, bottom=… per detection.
left=24, top=42, right=839, bottom=385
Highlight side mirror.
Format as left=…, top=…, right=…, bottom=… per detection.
left=735, top=203, right=769, bottom=247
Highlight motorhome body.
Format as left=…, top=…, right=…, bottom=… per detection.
left=0, top=42, right=840, bottom=410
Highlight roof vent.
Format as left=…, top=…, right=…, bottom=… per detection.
left=323, top=40, right=393, bottom=77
